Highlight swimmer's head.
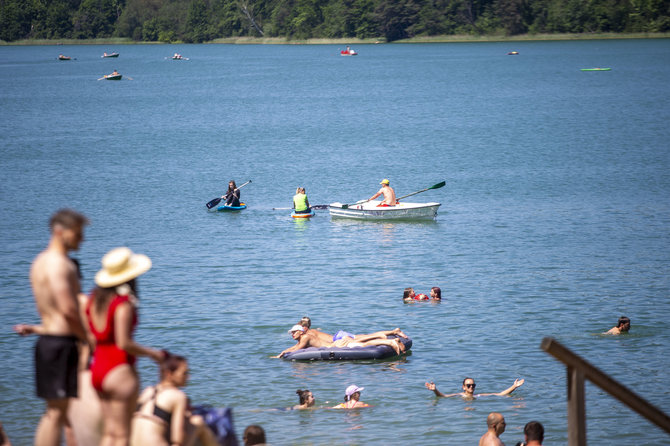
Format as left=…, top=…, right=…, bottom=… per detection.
left=617, top=316, right=631, bottom=331
left=299, top=317, right=311, bottom=328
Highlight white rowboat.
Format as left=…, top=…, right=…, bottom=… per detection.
left=329, top=201, right=440, bottom=220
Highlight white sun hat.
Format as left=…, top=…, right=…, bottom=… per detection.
left=95, top=247, right=152, bottom=288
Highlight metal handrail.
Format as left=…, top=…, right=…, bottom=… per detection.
left=541, top=337, right=670, bottom=445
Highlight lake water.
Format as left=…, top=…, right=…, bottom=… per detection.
left=1, top=39, right=669, bottom=445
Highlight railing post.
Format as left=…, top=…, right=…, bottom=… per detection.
left=567, top=366, right=587, bottom=446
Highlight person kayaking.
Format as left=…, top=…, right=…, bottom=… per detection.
left=369, top=179, right=398, bottom=206
left=293, top=187, right=311, bottom=214
left=222, top=180, right=241, bottom=207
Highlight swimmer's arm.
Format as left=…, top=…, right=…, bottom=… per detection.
left=114, top=303, right=164, bottom=362
left=485, top=378, right=525, bottom=396
left=425, top=381, right=455, bottom=397
left=49, top=259, right=87, bottom=340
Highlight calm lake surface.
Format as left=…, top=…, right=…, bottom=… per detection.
left=1, top=39, right=669, bottom=445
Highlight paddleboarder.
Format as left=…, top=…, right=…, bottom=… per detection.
left=293, top=187, right=311, bottom=214
left=222, top=180, right=241, bottom=207
left=369, top=179, right=398, bottom=206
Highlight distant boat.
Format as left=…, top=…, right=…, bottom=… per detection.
left=58, top=55, right=71, bottom=60
left=172, top=53, right=189, bottom=60
left=581, top=67, right=611, bottom=71
left=507, top=51, right=519, bottom=55
left=102, top=52, right=119, bottom=58
left=103, top=73, right=122, bottom=80
left=340, top=48, right=358, bottom=56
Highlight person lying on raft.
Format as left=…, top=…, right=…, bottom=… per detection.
left=293, top=389, right=315, bottom=410
left=332, top=385, right=370, bottom=409
left=425, top=377, right=524, bottom=400
left=296, top=316, right=408, bottom=344
left=272, top=324, right=407, bottom=358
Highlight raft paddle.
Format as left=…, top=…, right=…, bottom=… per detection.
left=395, top=181, right=446, bottom=201
left=206, top=180, right=252, bottom=209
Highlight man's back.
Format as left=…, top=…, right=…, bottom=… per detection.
left=479, top=431, right=504, bottom=446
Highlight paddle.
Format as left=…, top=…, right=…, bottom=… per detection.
left=272, top=204, right=329, bottom=211
left=206, top=180, right=252, bottom=209
left=395, top=181, right=446, bottom=201
left=341, top=181, right=445, bottom=209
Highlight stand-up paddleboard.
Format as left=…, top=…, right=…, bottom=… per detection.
left=217, top=203, right=247, bottom=211
left=292, top=210, right=315, bottom=219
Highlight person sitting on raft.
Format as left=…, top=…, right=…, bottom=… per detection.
left=273, top=324, right=407, bottom=358
left=425, top=377, right=524, bottom=400
left=222, top=180, right=241, bottom=207
left=403, top=287, right=428, bottom=301
left=332, top=385, right=370, bottom=409
left=369, top=179, right=398, bottom=207
left=293, top=389, right=315, bottom=410
left=131, top=354, right=220, bottom=446
left=293, top=187, right=311, bottom=214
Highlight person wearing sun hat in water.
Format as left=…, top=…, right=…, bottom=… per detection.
left=82, top=247, right=166, bottom=446
left=332, top=385, right=371, bottom=409
left=369, top=179, right=398, bottom=206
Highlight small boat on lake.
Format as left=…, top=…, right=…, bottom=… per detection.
left=581, top=67, right=611, bottom=71
left=102, top=52, right=119, bottom=58
left=329, top=201, right=440, bottom=220
left=103, top=73, right=122, bottom=80
left=58, top=54, right=71, bottom=60
left=172, top=53, right=189, bottom=60
left=340, top=47, right=358, bottom=56
left=507, top=51, right=519, bottom=55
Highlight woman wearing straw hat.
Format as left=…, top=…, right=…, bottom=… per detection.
left=83, top=247, right=165, bottom=446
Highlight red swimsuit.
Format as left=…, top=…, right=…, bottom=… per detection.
left=86, top=294, right=138, bottom=392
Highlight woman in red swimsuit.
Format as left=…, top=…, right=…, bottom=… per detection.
left=84, top=247, right=165, bottom=446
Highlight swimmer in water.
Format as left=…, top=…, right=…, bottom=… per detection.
left=425, top=377, right=524, bottom=400
left=293, top=389, right=315, bottom=410
left=332, top=385, right=370, bottom=409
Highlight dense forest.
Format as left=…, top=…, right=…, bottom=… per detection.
left=1, top=0, right=669, bottom=43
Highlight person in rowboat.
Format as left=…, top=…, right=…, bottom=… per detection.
left=293, top=187, right=311, bottom=214
left=222, top=180, right=241, bottom=207
left=273, top=323, right=407, bottom=358
left=369, top=179, right=398, bottom=206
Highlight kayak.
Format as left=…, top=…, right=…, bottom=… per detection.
left=581, top=68, right=611, bottom=71
left=104, top=74, right=122, bottom=80
left=292, top=210, right=315, bottom=219
left=282, top=335, right=412, bottom=361
left=102, top=52, right=119, bottom=58
left=329, top=201, right=440, bottom=220
left=58, top=55, right=71, bottom=60
left=217, top=203, right=247, bottom=211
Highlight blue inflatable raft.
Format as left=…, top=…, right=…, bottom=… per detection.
left=282, top=335, right=412, bottom=361
left=217, top=203, right=247, bottom=212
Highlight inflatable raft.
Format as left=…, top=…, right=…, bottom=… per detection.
left=282, top=335, right=411, bottom=361
left=292, top=210, right=315, bottom=219
left=217, top=203, right=247, bottom=211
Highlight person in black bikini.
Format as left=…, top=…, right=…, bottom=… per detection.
left=131, top=355, right=219, bottom=446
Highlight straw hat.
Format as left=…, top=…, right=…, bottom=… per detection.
left=95, top=247, right=152, bottom=288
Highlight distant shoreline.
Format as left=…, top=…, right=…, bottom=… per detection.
left=2, top=32, right=668, bottom=46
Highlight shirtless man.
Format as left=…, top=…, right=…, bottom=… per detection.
left=479, top=412, right=506, bottom=446
left=605, top=316, right=630, bottom=335
left=425, top=377, right=524, bottom=400
left=273, top=324, right=407, bottom=358
left=14, top=209, right=89, bottom=446
left=369, top=179, right=398, bottom=206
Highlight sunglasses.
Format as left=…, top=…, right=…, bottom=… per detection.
left=465, top=383, right=476, bottom=388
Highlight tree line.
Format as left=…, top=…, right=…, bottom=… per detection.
left=1, top=0, right=669, bottom=43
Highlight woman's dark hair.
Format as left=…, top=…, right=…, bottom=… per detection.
left=160, top=354, right=187, bottom=380
left=299, top=317, right=311, bottom=328
left=431, top=287, right=441, bottom=299
left=243, top=425, right=265, bottom=446
left=228, top=180, right=237, bottom=191
left=296, top=389, right=311, bottom=405
left=92, top=279, right=137, bottom=315
left=403, top=288, right=413, bottom=299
